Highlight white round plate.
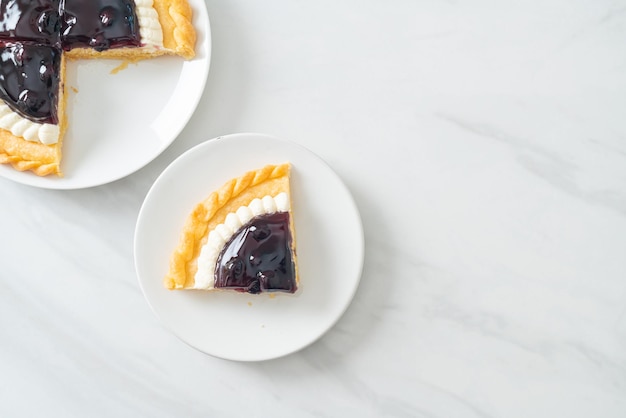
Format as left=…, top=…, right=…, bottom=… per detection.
left=135, top=133, right=364, bottom=361
left=0, top=0, right=211, bottom=190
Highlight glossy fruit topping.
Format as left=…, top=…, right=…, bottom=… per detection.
left=60, top=0, right=140, bottom=51
left=215, top=212, right=297, bottom=294
left=0, top=0, right=141, bottom=51
left=0, top=0, right=62, bottom=46
left=0, top=41, right=60, bottom=123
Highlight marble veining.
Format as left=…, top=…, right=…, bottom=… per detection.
left=1, top=0, right=625, bottom=416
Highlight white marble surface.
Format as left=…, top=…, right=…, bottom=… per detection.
left=1, top=0, right=626, bottom=416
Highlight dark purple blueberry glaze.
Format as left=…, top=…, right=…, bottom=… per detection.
left=0, top=41, right=60, bottom=123
left=215, top=212, right=297, bottom=294
left=0, top=0, right=62, bottom=46
left=60, top=0, right=141, bottom=51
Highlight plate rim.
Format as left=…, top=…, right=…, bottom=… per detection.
left=0, top=0, right=212, bottom=190
left=134, top=133, right=365, bottom=361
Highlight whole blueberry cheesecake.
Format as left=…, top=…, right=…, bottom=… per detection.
left=0, top=0, right=195, bottom=176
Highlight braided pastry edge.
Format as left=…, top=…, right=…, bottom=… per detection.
left=164, top=163, right=290, bottom=289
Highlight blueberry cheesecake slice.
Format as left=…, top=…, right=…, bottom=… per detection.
left=165, top=163, right=299, bottom=294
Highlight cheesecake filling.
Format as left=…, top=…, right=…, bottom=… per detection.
left=193, top=193, right=297, bottom=293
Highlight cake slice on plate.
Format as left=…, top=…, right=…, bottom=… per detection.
left=165, top=163, right=299, bottom=294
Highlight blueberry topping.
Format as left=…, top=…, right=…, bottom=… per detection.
left=99, top=6, right=117, bottom=27
left=61, top=0, right=141, bottom=51
left=12, top=44, right=26, bottom=65
left=0, top=42, right=61, bottom=123
left=39, top=62, right=52, bottom=80
left=215, top=212, right=297, bottom=294
left=35, top=8, right=61, bottom=36
left=18, top=89, right=43, bottom=113
left=251, top=224, right=271, bottom=241
left=0, top=1, right=61, bottom=46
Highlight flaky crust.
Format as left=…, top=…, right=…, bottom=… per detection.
left=165, top=163, right=295, bottom=290
left=0, top=133, right=61, bottom=176
left=153, top=0, right=196, bottom=59
left=0, top=55, right=67, bottom=176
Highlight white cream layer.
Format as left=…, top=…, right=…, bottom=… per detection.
left=193, top=193, right=291, bottom=290
left=135, top=0, right=165, bottom=49
left=0, top=103, right=60, bottom=145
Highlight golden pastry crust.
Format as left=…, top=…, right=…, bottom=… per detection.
left=0, top=55, right=67, bottom=177
left=0, top=133, right=61, bottom=176
left=165, top=163, right=296, bottom=290
left=153, top=0, right=197, bottom=59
